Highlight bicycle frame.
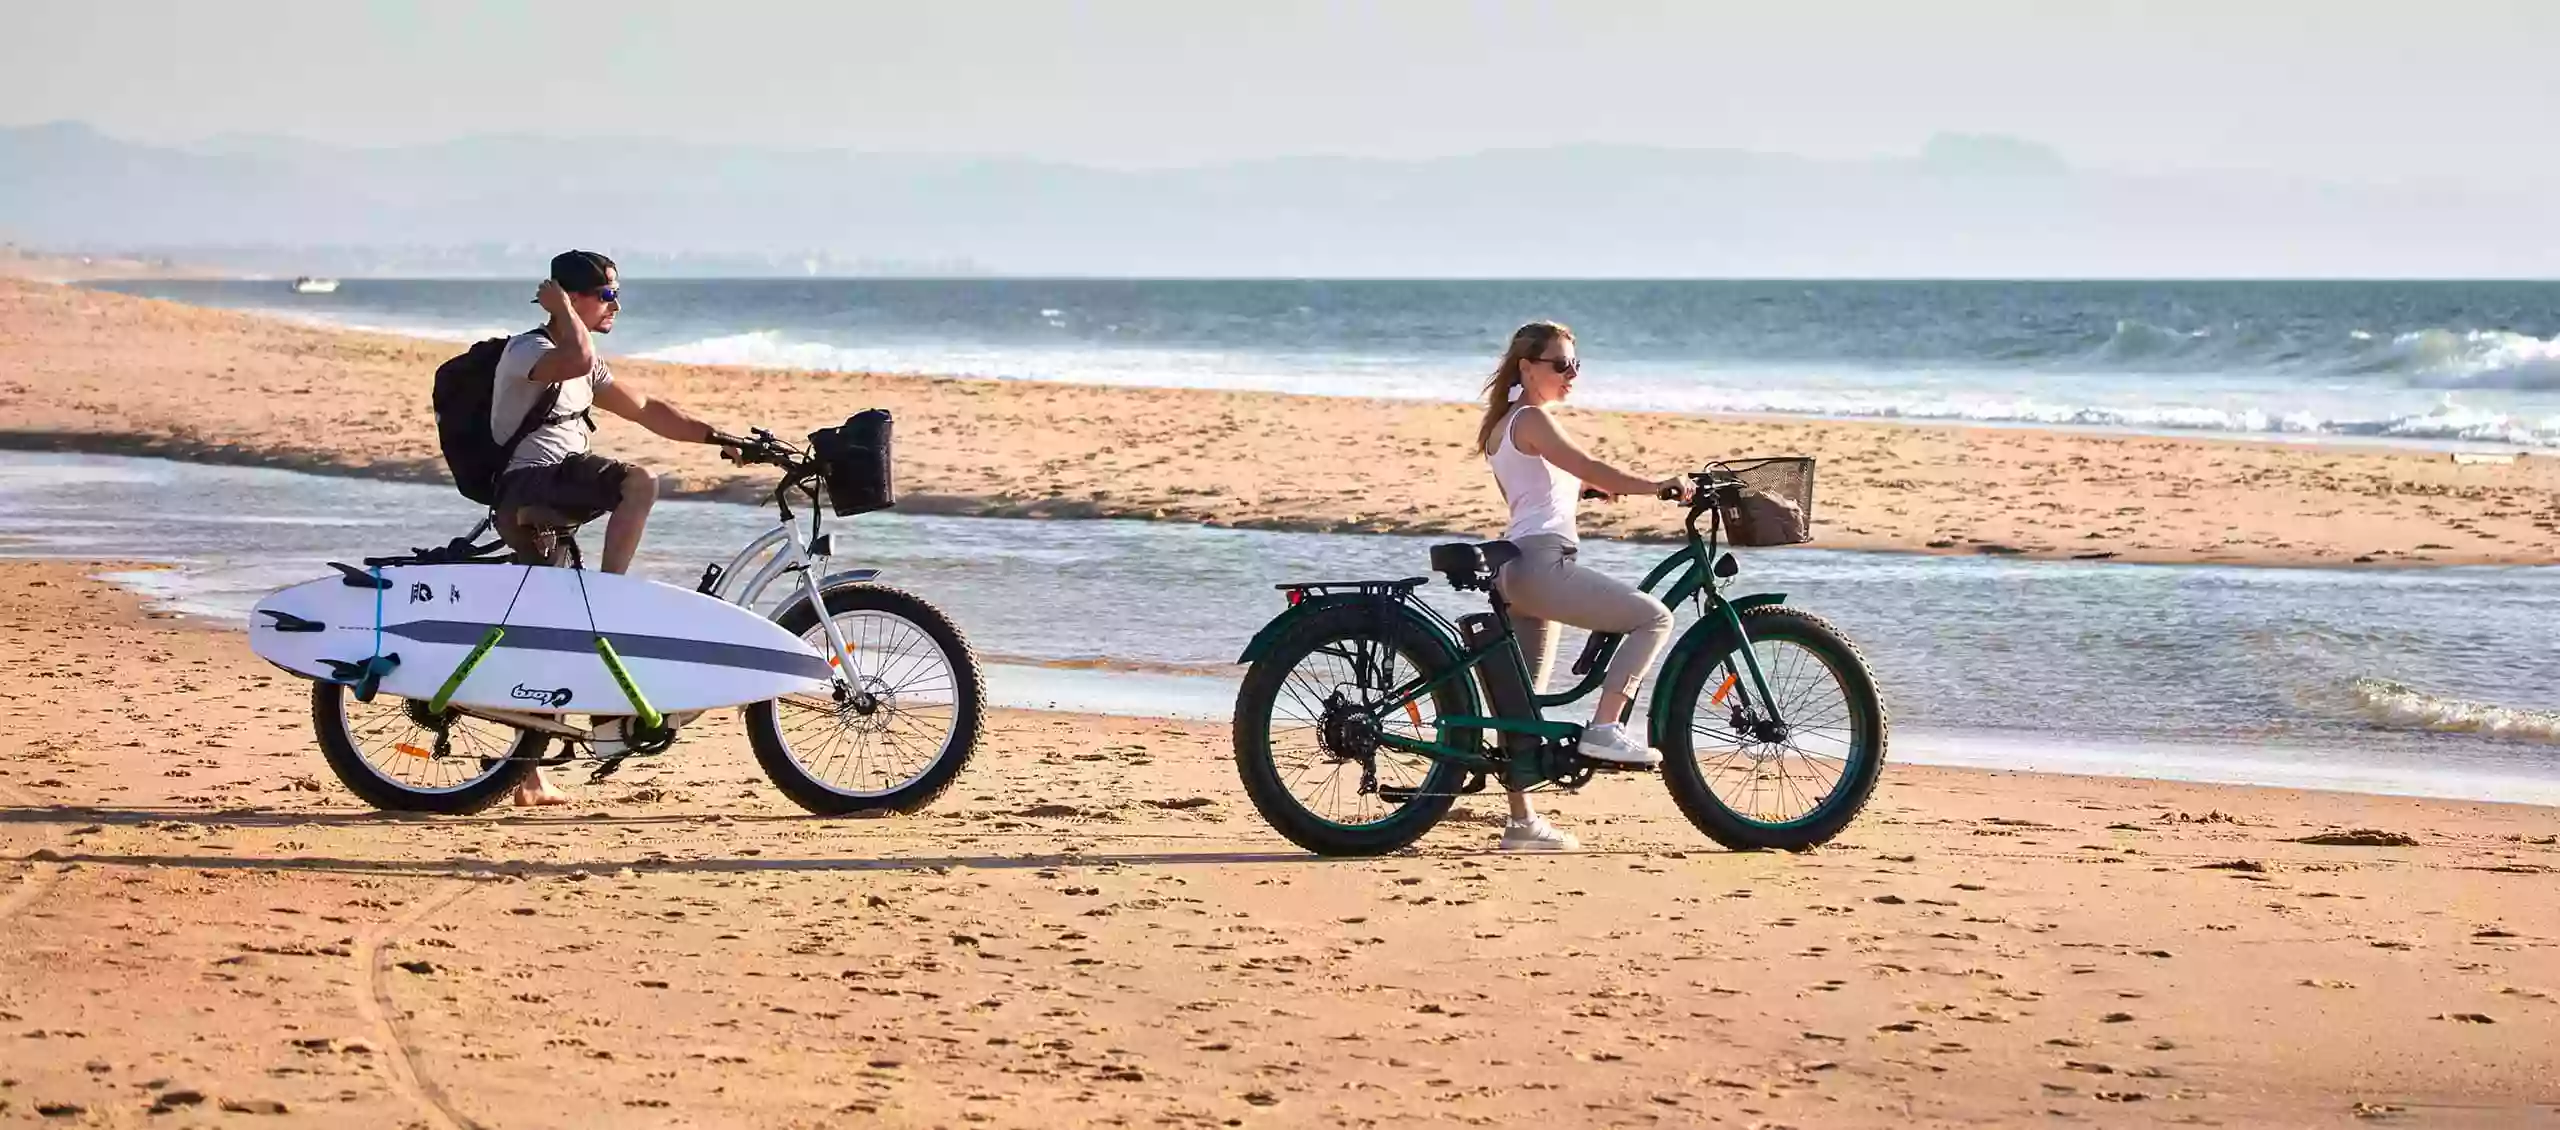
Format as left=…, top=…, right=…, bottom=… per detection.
left=699, top=517, right=874, bottom=687
left=1315, top=485, right=1792, bottom=784
left=433, top=457, right=880, bottom=739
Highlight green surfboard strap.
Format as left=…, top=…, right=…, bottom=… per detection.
left=427, top=626, right=507, bottom=715
left=591, top=636, right=663, bottom=732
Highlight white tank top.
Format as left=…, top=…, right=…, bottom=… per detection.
left=1488, top=406, right=1579, bottom=543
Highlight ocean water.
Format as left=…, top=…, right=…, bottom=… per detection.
left=4, top=452, right=2556, bottom=804
left=90, top=278, right=2560, bottom=450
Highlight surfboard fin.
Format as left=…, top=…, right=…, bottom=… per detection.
left=330, top=562, right=393, bottom=590
left=257, top=609, right=325, bottom=633
left=321, top=654, right=402, bottom=702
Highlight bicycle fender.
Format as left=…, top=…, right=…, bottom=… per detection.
left=766, top=569, right=883, bottom=623
left=1648, top=592, right=1786, bottom=737
left=1234, top=593, right=1463, bottom=664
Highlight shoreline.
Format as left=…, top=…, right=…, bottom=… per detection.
left=6, top=277, right=2559, bottom=567
left=2, top=558, right=2556, bottom=1126
left=25, top=548, right=2560, bottom=809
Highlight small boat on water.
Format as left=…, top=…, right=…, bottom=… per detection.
left=290, top=276, right=340, bottom=294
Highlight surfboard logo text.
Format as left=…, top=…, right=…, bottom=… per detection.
left=512, top=684, right=574, bottom=708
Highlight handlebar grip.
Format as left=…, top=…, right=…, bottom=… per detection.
left=1656, top=482, right=1686, bottom=501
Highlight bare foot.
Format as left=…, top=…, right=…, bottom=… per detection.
left=513, top=769, right=569, bottom=808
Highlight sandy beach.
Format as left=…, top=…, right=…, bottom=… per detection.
left=2, top=561, right=2557, bottom=1127
left=5, top=278, right=2557, bottom=568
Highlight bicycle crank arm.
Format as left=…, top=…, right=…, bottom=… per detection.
left=1376, top=772, right=1489, bottom=804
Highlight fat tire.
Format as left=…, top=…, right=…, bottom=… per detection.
left=1658, top=605, right=1888, bottom=851
left=310, top=681, right=543, bottom=815
left=1232, top=602, right=1476, bottom=856
left=748, top=583, right=984, bottom=815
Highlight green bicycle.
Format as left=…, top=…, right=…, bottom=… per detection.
left=1231, top=457, right=1887, bottom=856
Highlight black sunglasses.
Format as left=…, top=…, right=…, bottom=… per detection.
left=589, top=285, right=620, bottom=303
left=1535, top=354, right=1580, bottom=376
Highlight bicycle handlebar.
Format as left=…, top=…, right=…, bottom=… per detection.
left=1578, top=482, right=1694, bottom=503
left=711, top=428, right=810, bottom=472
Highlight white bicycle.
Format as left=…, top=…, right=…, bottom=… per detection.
left=308, top=420, right=985, bottom=815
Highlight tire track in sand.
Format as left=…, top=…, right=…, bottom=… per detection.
left=0, top=782, right=66, bottom=926
left=353, top=878, right=488, bottom=1130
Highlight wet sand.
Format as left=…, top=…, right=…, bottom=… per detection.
left=6, top=278, right=2558, bottom=567
left=2, top=562, right=2555, bottom=1127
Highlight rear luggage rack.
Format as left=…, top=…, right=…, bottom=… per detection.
left=1275, top=578, right=1430, bottom=604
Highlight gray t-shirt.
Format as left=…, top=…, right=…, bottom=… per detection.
left=489, top=331, right=613, bottom=472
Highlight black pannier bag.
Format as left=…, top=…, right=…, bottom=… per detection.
left=809, top=409, right=895, bottom=515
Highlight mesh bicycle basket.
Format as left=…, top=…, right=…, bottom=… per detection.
left=1709, top=456, right=1815, bottom=546
left=808, top=409, right=895, bottom=516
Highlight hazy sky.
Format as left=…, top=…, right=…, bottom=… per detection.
left=8, top=0, right=2557, bottom=186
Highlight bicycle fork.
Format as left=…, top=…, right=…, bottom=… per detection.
left=794, top=564, right=866, bottom=701
left=1707, top=597, right=1787, bottom=734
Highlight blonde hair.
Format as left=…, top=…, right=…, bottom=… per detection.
left=1476, top=321, right=1574, bottom=456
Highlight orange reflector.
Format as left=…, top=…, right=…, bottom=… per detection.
left=1710, top=673, right=1738, bottom=705
left=1405, top=702, right=1424, bottom=727
left=394, top=743, right=433, bottom=759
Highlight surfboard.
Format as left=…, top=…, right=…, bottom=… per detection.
left=249, top=563, right=831, bottom=714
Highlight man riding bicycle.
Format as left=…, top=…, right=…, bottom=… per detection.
left=491, top=249, right=737, bottom=573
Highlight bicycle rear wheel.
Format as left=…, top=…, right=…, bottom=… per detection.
left=311, top=682, right=544, bottom=814
left=1232, top=603, right=1476, bottom=856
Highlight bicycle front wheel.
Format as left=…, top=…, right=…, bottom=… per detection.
left=746, top=583, right=983, bottom=815
left=1658, top=605, right=1887, bottom=851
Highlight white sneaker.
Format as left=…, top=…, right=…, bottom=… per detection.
left=1577, top=722, right=1661, bottom=766
left=592, top=718, right=628, bottom=757
left=1496, top=815, right=1581, bottom=852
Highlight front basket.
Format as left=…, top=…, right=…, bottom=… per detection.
left=1711, top=457, right=1815, bottom=547
left=808, top=409, right=895, bottom=516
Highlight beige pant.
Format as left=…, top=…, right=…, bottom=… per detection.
left=1493, top=534, right=1675, bottom=701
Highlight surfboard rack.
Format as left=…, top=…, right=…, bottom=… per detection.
left=362, top=533, right=514, bottom=568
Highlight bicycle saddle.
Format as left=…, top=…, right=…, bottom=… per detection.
left=493, top=504, right=599, bottom=566
left=1428, top=540, right=1519, bottom=591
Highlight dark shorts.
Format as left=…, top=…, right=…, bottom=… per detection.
left=496, top=453, right=634, bottom=525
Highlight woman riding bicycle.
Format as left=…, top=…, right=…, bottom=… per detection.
left=1478, top=321, right=1691, bottom=852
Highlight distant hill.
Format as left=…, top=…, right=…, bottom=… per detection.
left=2, top=122, right=2550, bottom=277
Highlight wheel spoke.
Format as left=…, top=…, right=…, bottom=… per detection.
left=1671, top=623, right=1873, bottom=833
left=764, top=604, right=974, bottom=800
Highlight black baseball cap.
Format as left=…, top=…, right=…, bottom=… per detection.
left=549, top=249, right=617, bottom=293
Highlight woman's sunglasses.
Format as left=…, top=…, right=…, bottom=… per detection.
left=1535, top=354, right=1580, bottom=377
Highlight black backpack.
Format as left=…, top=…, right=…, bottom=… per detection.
left=430, top=328, right=587, bottom=506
